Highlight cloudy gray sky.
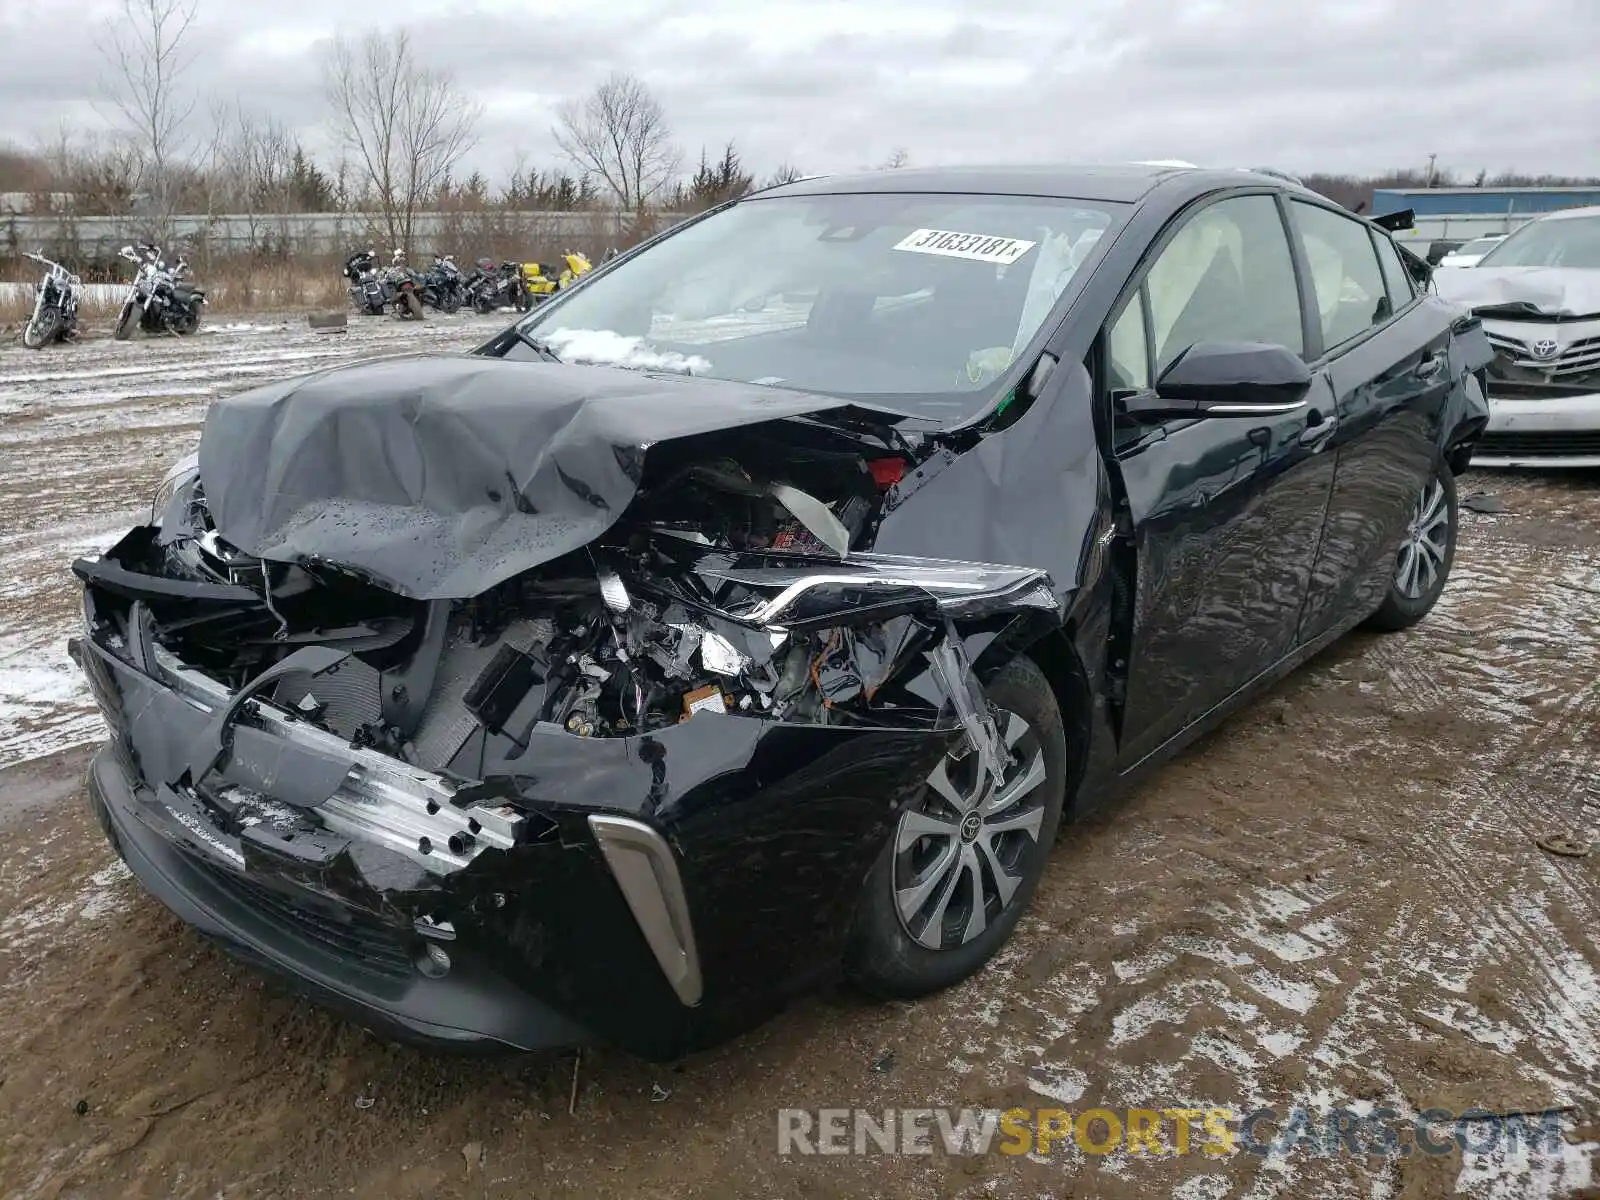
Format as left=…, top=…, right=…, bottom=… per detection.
left=3, top=0, right=1598, bottom=184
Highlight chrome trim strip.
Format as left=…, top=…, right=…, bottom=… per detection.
left=148, top=645, right=522, bottom=873
left=587, top=815, right=703, bottom=1007
left=1205, top=399, right=1309, bottom=415
left=694, top=560, right=1051, bottom=626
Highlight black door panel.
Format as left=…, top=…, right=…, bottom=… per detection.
left=1116, top=404, right=1336, bottom=762
left=1297, top=305, right=1457, bottom=645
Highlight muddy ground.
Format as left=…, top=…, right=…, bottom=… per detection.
left=0, top=318, right=1596, bottom=1198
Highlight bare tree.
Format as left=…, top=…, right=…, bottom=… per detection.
left=96, top=0, right=199, bottom=232
left=553, top=72, right=681, bottom=212
left=323, top=29, right=482, bottom=254
left=39, top=123, right=143, bottom=217
left=762, top=163, right=804, bottom=189
left=877, top=147, right=910, bottom=170
left=208, top=103, right=299, bottom=252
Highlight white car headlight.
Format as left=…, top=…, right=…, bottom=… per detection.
left=150, top=452, right=200, bottom=526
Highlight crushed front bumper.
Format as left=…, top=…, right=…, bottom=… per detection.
left=68, top=619, right=951, bottom=1059
left=85, top=744, right=591, bottom=1052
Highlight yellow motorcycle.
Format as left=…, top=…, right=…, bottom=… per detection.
left=520, top=250, right=592, bottom=304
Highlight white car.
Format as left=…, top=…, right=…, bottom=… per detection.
left=1437, top=234, right=1508, bottom=269
left=1433, top=206, right=1600, bottom=467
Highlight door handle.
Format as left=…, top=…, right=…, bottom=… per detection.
left=1298, top=414, right=1339, bottom=448
left=1417, top=352, right=1447, bottom=380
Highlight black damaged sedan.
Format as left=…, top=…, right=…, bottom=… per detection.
left=70, top=164, right=1493, bottom=1060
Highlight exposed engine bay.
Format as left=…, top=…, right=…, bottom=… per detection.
left=76, top=425, right=1058, bottom=802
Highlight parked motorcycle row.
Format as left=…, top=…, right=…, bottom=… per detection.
left=17, top=242, right=206, bottom=350
left=16, top=241, right=619, bottom=349
left=342, top=247, right=602, bottom=319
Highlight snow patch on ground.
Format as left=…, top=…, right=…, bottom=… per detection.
left=0, top=858, right=133, bottom=953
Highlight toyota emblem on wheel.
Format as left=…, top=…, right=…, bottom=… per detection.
left=1532, top=338, right=1560, bottom=359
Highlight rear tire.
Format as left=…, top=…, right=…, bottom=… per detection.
left=113, top=301, right=137, bottom=341
left=1365, top=456, right=1458, bottom=632
left=844, top=655, right=1067, bottom=999
left=23, top=306, right=60, bottom=349
left=404, top=291, right=424, bottom=320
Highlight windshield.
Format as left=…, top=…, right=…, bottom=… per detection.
left=1452, top=237, right=1503, bottom=257
left=1478, top=214, right=1600, bottom=269
left=503, top=192, right=1123, bottom=419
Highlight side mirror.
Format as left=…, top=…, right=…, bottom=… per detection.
left=1118, top=341, right=1311, bottom=422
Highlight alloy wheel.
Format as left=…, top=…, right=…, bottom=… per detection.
left=893, top=710, right=1048, bottom=950
left=1395, top=478, right=1450, bottom=599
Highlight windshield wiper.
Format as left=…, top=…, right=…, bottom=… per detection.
left=513, top=328, right=561, bottom=362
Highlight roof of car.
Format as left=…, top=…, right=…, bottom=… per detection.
left=1535, top=204, right=1600, bottom=222
left=758, top=163, right=1308, bottom=204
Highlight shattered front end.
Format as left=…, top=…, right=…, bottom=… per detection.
left=68, top=360, right=1065, bottom=1059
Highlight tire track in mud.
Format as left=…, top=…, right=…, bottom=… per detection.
left=1240, top=525, right=1600, bottom=1195
left=881, top=510, right=1598, bottom=1198
left=0, top=311, right=501, bottom=774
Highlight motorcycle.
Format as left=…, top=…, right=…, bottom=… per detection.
left=419, top=253, right=465, bottom=313
left=521, top=249, right=592, bottom=303
left=344, top=248, right=388, bottom=316
left=381, top=260, right=426, bottom=320
left=113, top=244, right=205, bottom=339
left=464, top=258, right=528, bottom=313
left=21, top=251, right=84, bottom=349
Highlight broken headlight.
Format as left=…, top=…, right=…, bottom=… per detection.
left=518, top=547, right=1062, bottom=741
left=655, top=550, right=1062, bottom=630
left=149, top=451, right=200, bottom=528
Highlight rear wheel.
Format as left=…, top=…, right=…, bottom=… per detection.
left=403, top=291, right=424, bottom=320
left=113, top=301, right=137, bottom=341
left=1365, top=458, right=1458, bottom=632
left=23, top=305, right=60, bottom=349
left=845, top=655, right=1067, bottom=999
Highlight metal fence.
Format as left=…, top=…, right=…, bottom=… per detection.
left=1, top=210, right=692, bottom=261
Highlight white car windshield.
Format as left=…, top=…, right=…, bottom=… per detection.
left=1478, top=214, right=1600, bottom=269
left=509, top=192, right=1124, bottom=419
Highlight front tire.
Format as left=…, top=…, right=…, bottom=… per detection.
left=23, top=305, right=60, bottom=349
left=845, top=655, right=1067, bottom=999
left=1365, top=457, right=1458, bottom=632
left=113, top=301, right=137, bottom=341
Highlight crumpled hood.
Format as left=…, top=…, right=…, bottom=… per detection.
left=1432, top=266, right=1600, bottom=320
left=199, top=354, right=867, bottom=599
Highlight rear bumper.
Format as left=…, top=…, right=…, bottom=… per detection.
left=1476, top=392, right=1600, bottom=467
left=87, top=745, right=593, bottom=1053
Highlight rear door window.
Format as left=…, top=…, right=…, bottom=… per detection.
left=1372, top=233, right=1415, bottom=313
left=1292, top=200, right=1393, bottom=351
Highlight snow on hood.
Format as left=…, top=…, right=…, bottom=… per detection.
left=543, top=328, right=713, bottom=375
left=1432, top=266, right=1600, bottom=320
left=198, top=354, right=869, bottom=599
